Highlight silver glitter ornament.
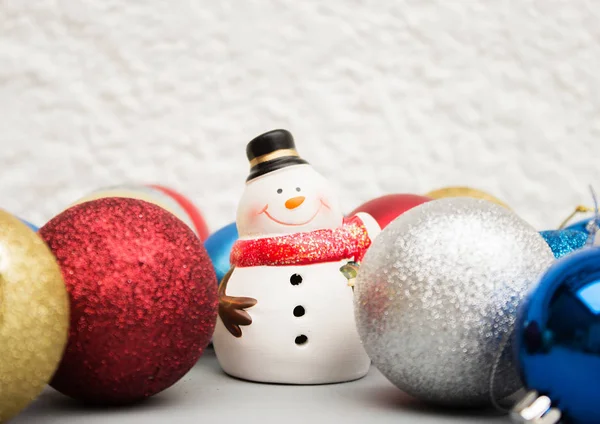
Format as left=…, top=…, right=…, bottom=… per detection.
left=354, top=198, right=554, bottom=407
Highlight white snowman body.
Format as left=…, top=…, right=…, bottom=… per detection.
left=213, top=164, right=380, bottom=384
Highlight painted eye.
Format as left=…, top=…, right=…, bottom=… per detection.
left=296, top=187, right=301, bottom=192
left=277, top=189, right=283, bottom=194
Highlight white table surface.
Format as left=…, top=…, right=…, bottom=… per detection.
left=14, top=347, right=510, bottom=424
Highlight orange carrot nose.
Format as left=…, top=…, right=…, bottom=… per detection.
left=285, top=196, right=305, bottom=210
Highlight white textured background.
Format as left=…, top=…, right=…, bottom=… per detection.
left=1, top=0, right=599, bottom=231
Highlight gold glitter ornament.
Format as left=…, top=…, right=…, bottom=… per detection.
left=0, top=210, right=69, bottom=422
left=425, top=186, right=510, bottom=209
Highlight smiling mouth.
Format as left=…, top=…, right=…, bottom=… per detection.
left=261, top=200, right=329, bottom=227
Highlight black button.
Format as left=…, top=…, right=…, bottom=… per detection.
left=293, top=306, right=305, bottom=317
left=295, top=335, right=308, bottom=345
left=290, top=274, right=302, bottom=285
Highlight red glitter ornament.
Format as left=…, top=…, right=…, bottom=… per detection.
left=40, top=197, right=218, bottom=404
left=349, top=194, right=432, bottom=229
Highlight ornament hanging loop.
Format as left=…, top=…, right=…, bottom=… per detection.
left=510, top=391, right=561, bottom=424
left=558, top=205, right=593, bottom=229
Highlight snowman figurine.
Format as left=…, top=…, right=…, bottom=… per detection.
left=213, top=129, right=380, bottom=384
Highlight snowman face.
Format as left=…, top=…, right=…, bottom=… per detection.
left=237, top=165, right=344, bottom=238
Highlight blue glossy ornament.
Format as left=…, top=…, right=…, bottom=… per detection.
left=566, top=217, right=595, bottom=234
left=539, top=230, right=589, bottom=259
left=204, top=222, right=238, bottom=283
left=514, top=247, right=600, bottom=424
left=18, top=218, right=39, bottom=232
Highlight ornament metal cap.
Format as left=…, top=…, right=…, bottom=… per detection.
left=245, top=129, right=308, bottom=182
left=510, top=391, right=561, bottom=424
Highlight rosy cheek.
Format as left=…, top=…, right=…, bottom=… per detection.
left=319, top=196, right=332, bottom=210
left=248, top=204, right=268, bottom=220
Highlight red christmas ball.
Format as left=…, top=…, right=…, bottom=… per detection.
left=349, top=194, right=432, bottom=229
left=40, top=197, right=218, bottom=404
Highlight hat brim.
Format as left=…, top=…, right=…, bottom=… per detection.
left=247, top=157, right=309, bottom=182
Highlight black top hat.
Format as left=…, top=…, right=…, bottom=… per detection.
left=246, top=129, right=309, bottom=181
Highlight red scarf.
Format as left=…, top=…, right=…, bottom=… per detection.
left=230, top=215, right=372, bottom=267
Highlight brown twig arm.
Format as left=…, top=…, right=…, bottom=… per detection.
left=218, top=267, right=258, bottom=338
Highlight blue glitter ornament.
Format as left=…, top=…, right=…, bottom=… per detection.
left=512, top=246, right=600, bottom=424
left=539, top=230, right=589, bottom=259
left=18, top=218, right=39, bottom=232
left=204, top=222, right=238, bottom=283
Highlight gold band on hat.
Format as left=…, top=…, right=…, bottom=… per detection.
left=249, top=149, right=299, bottom=168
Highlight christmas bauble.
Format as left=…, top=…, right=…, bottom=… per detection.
left=150, top=184, right=210, bottom=241
left=40, top=198, right=218, bottom=404
left=565, top=217, right=595, bottom=234
left=72, top=184, right=209, bottom=240
left=349, top=194, right=432, bottom=229
left=425, top=186, right=510, bottom=209
left=204, top=222, right=238, bottom=283
left=18, top=218, right=39, bottom=232
left=354, top=198, right=554, bottom=407
left=539, top=230, right=589, bottom=259
left=513, top=247, right=600, bottom=424
left=0, top=210, right=69, bottom=422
